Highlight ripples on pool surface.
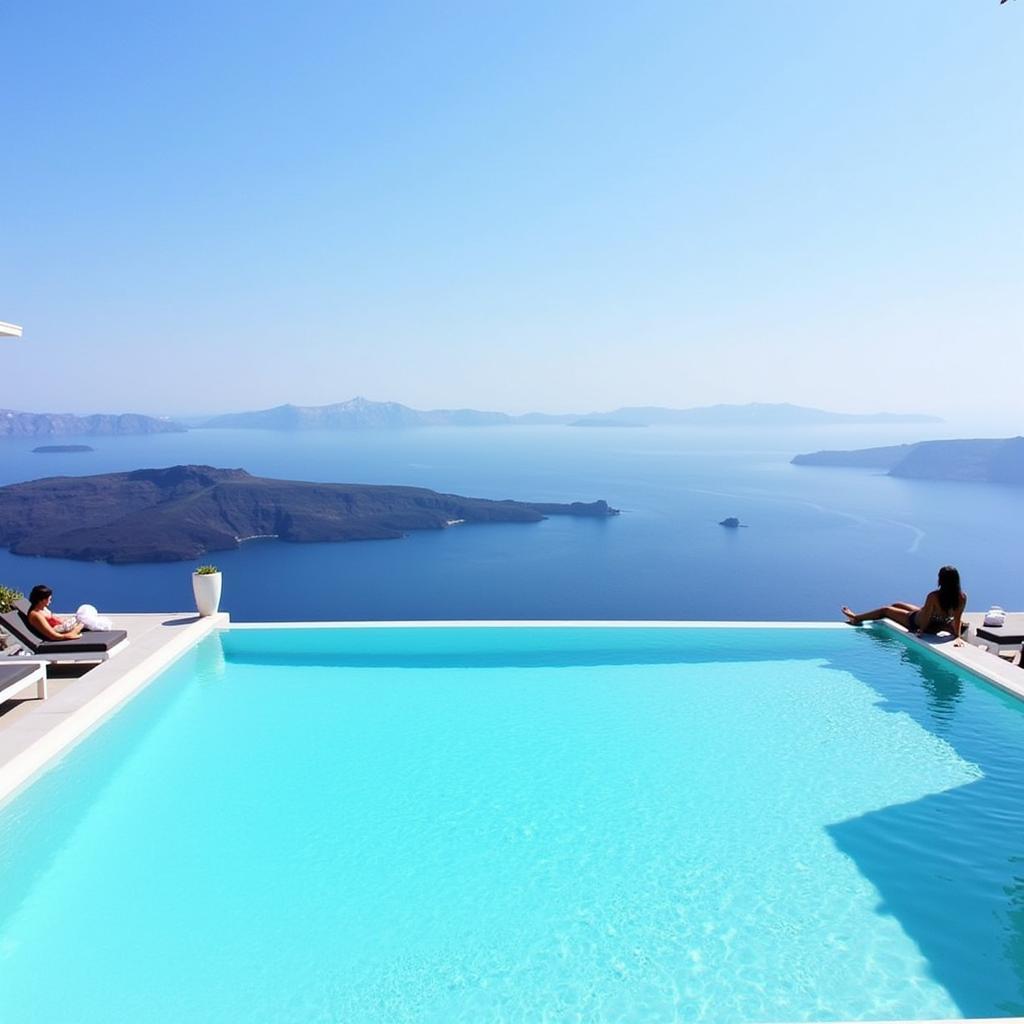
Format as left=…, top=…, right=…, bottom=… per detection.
left=2, top=626, right=1023, bottom=1022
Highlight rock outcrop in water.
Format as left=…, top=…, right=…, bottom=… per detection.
left=0, top=465, right=620, bottom=564
left=792, top=437, right=1024, bottom=485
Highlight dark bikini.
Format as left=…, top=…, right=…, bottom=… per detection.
left=907, top=604, right=956, bottom=634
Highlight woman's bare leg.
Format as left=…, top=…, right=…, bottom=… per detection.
left=891, top=602, right=919, bottom=612
left=841, top=605, right=915, bottom=628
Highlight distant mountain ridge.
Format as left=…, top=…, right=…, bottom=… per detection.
left=792, top=437, right=1024, bottom=485
left=201, top=397, right=565, bottom=430
left=201, top=398, right=940, bottom=431
left=592, top=403, right=940, bottom=426
left=0, top=409, right=186, bottom=438
left=0, top=400, right=941, bottom=437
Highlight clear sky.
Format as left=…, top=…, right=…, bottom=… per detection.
left=1, top=2, right=1021, bottom=422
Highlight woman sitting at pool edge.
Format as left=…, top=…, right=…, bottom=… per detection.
left=842, top=566, right=966, bottom=647
left=25, top=584, right=84, bottom=641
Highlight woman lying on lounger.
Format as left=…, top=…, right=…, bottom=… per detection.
left=842, top=565, right=966, bottom=646
left=26, top=584, right=84, bottom=641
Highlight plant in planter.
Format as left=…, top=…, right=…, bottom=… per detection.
left=0, top=585, right=24, bottom=614
left=192, top=565, right=223, bottom=617
left=0, top=585, right=23, bottom=650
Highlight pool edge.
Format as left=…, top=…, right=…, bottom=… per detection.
left=877, top=621, right=1024, bottom=704
left=0, top=612, right=227, bottom=808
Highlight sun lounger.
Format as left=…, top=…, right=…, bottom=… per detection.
left=0, top=662, right=47, bottom=701
left=973, top=613, right=1024, bottom=659
left=0, top=607, right=128, bottom=663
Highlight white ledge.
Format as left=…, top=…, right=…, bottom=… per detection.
left=0, top=612, right=227, bottom=807
left=876, top=619, right=1024, bottom=703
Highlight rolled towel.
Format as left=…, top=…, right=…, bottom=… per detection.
left=984, top=607, right=1006, bottom=628
left=76, top=603, right=114, bottom=631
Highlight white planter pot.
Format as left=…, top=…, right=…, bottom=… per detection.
left=192, top=572, right=222, bottom=617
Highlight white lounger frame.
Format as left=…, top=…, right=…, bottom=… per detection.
left=973, top=635, right=1024, bottom=660
left=10, top=638, right=130, bottom=665
left=0, top=662, right=47, bottom=701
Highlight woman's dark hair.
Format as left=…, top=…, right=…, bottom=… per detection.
left=937, top=565, right=961, bottom=612
left=28, top=584, right=53, bottom=609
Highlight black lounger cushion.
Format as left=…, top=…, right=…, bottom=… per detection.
left=0, top=610, right=127, bottom=654
left=0, top=664, right=39, bottom=688
left=31, top=633, right=128, bottom=654
left=974, top=612, right=1024, bottom=645
left=976, top=626, right=1024, bottom=645
left=14, top=603, right=127, bottom=648
left=0, top=610, right=44, bottom=651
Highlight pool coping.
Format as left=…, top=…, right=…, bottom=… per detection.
left=876, top=620, right=1024, bottom=704
left=1, top=616, right=1023, bottom=1024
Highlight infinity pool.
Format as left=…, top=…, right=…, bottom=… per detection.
left=2, top=626, right=1023, bottom=1022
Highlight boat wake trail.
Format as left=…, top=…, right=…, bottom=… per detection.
left=684, top=487, right=926, bottom=552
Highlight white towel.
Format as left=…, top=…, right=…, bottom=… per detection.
left=983, top=607, right=1006, bottom=627
left=76, top=604, right=113, bottom=631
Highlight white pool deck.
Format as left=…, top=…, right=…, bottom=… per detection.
left=0, top=612, right=228, bottom=805
left=1, top=613, right=1023, bottom=1024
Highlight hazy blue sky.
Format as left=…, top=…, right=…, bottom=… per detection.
left=1, top=2, right=1021, bottom=421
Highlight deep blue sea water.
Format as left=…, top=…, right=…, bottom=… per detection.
left=1, top=424, right=1022, bottom=621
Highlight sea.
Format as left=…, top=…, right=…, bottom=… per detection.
left=1, top=422, right=1022, bottom=622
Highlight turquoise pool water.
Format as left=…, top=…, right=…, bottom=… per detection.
left=1, top=626, right=1023, bottom=1022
